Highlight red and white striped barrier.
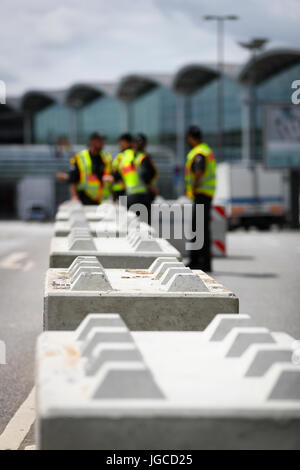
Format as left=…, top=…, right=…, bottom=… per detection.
left=211, top=206, right=227, bottom=258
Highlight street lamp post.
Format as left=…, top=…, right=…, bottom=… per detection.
left=204, top=15, right=239, bottom=162
left=238, top=38, right=269, bottom=164
left=238, top=38, right=269, bottom=216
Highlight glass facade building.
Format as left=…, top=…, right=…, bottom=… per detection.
left=3, top=48, right=300, bottom=167
left=78, top=96, right=122, bottom=144
left=190, top=76, right=243, bottom=161
left=132, top=86, right=177, bottom=149
left=34, top=103, right=70, bottom=144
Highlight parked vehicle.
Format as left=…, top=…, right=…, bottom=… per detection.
left=214, top=163, right=287, bottom=230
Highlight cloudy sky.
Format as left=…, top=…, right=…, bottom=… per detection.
left=1, top=0, right=300, bottom=95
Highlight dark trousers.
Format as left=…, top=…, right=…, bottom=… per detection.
left=127, top=193, right=152, bottom=225
left=112, top=190, right=126, bottom=202
left=190, top=194, right=212, bottom=272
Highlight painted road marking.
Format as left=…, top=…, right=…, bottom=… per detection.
left=22, top=261, right=36, bottom=272
left=0, top=389, right=35, bottom=451
left=0, top=252, right=28, bottom=269
left=0, top=252, right=35, bottom=272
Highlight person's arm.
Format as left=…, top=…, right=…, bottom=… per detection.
left=191, top=154, right=206, bottom=193
left=68, top=156, right=80, bottom=200
left=69, top=183, right=80, bottom=201
left=140, top=156, right=159, bottom=195
left=56, top=172, right=69, bottom=181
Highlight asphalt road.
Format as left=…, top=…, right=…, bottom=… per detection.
left=0, top=222, right=53, bottom=435
left=0, top=223, right=299, bottom=439
left=213, top=229, right=300, bottom=340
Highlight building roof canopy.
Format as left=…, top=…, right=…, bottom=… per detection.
left=239, top=48, right=300, bottom=84
left=21, top=91, right=58, bottom=112
left=66, top=84, right=107, bottom=108
left=173, top=64, right=220, bottom=94
left=117, top=75, right=161, bottom=101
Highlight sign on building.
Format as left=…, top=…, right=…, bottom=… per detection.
left=263, top=103, right=300, bottom=169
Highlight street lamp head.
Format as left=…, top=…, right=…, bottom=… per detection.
left=238, top=38, right=269, bottom=51
left=252, top=38, right=269, bottom=49
left=203, top=15, right=216, bottom=21
left=204, top=14, right=239, bottom=21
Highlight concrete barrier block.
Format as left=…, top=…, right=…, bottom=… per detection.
left=224, top=328, right=276, bottom=358
left=56, top=202, right=136, bottom=223
left=149, top=257, right=179, bottom=273
left=71, top=271, right=112, bottom=292
left=49, top=235, right=181, bottom=269
left=45, top=257, right=238, bottom=331
left=268, top=368, right=300, bottom=401
left=163, top=272, right=208, bottom=293
left=245, top=346, right=295, bottom=377
left=203, top=314, right=254, bottom=342
left=67, top=230, right=96, bottom=252
left=37, top=313, right=300, bottom=450
left=75, top=313, right=127, bottom=340
left=152, top=261, right=185, bottom=279
left=54, top=218, right=155, bottom=238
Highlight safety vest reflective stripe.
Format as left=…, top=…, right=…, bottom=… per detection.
left=101, top=152, right=113, bottom=201
left=75, top=150, right=102, bottom=202
left=185, top=143, right=217, bottom=199
left=119, top=149, right=148, bottom=196
left=112, top=153, right=126, bottom=192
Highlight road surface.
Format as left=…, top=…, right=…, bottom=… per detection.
left=0, top=223, right=299, bottom=447
left=0, top=222, right=52, bottom=439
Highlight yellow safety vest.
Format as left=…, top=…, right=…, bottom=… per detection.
left=75, top=149, right=103, bottom=203
left=185, top=143, right=217, bottom=199
left=119, top=149, right=148, bottom=196
left=112, top=153, right=126, bottom=193
left=135, top=152, right=158, bottom=185
left=101, top=151, right=113, bottom=201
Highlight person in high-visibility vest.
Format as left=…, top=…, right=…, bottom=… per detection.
left=57, top=132, right=112, bottom=205
left=101, top=152, right=113, bottom=202
left=111, top=134, right=130, bottom=202
left=113, top=134, right=152, bottom=223
left=133, top=134, right=159, bottom=204
left=185, top=125, right=217, bottom=272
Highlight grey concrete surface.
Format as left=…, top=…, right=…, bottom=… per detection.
left=49, top=235, right=181, bottom=269
left=212, top=230, right=300, bottom=339
left=0, top=222, right=53, bottom=435
left=45, top=259, right=238, bottom=331
left=0, top=223, right=300, bottom=445
left=37, top=314, right=300, bottom=450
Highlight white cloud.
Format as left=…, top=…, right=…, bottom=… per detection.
left=0, top=0, right=299, bottom=95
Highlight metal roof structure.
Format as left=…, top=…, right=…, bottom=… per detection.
left=21, top=90, right=66, bottom=113
left=5, top=48, right=300, bottom=113
left=239, top=48, right=300, bottom=84
left=66, top=84, right=104, bottom=108
left=173, top=64, right=220, bottom=94
left=116, top=74, right=170, bottom=102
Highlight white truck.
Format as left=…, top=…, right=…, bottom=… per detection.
left=214, top=162, right=287, bottom=230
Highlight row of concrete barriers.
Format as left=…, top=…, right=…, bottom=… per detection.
left=53, top=197, right=228, bottom=257
left=36, top=200, right=300, bottom=450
